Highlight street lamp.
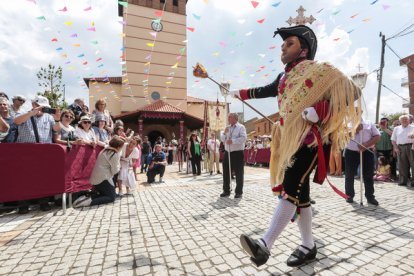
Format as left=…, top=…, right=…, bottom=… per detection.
left=219, top=81, right=233, bottom=191
left=351, top=72, right=368, bottom=90
left=351, top=71, right=368, bottom=206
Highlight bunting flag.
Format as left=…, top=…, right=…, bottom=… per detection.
left=87, top=27, right=96, bottom=31
left=118, top=1, right=128, bottom=7
left=350, top=13, right=359, bottom=18
left=63, top=21, right=73, bottom=26
left=272, top=2, right=281, bottom=8
left=58, top=6, right=68, bottom=12
left=257, top=18, right=265, bottom=24
left=36, top=16, right=46, bottom=20
left=370, top=0, right=379, bottom=4
left=72, top=44, right=81, bottom=47
left=192, top=14, right=201, bottom=20
left=146, top=43, right=155, bottom=47
left=382, top=4, right=391, bottom=10
left=78, top=54, right=85, bottom=58
left=171, top=62, right=179, bottom=68
left=84, top=6, right=92, bottom=11
left=70, top=33, right=78, bottom=38
left=51, top=38, right=58, bottom=42
left=187, top=27, right=195, bottom=32
left=155, top=10, right=163, bottom=17
left=251, top=1, right=259, bottom=8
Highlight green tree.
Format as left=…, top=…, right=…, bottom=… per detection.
left=36, top=64, right=66, bottom=108
left=380, top=111, right=406, bottom=124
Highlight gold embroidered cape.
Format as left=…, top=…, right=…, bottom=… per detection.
left=270, top=60, right=362, bottom=186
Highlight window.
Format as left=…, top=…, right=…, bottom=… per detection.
left=160, top=0, right=165, bottom=3
left=173, top=0, right=178, bottom=6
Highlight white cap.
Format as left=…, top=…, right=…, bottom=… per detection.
left=32, top=95, right=50, bottom=107
left=12, top=95, right=26, bottom=101
left=80, top=115, right=91, bottom=121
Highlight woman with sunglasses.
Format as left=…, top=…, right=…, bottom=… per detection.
left=75, top=115, right=97, bottom=147
left=10, top=95, right=26, bottom=117
left=54, top=109, right=82, bottom=145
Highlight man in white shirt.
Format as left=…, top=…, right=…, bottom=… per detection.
left=207, top=132, right=221, bottom=175
left=220, top=113, right=247, bottom=198
left=344, top=118, right=380, bottom=205
left=391, top=114, right=414, bottom=186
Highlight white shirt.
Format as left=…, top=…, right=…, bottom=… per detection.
left=391, top=124, right=414, bottom=145
left=346, top=119, right=380, bottom=151
left=75, top=127, right=96, bottom=143
left=220, top=122, right=247, bottom=152
left=207, top=138, right=220, bottom=153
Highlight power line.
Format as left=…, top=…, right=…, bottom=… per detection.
left=389, top=16, right=414, bottom=40
left=385, top=43, right=414, bottom=74
left=381, top=83, right=409, bottom=102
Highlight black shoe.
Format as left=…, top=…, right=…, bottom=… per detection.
left=18, top=206, right=29, bottom=214
left=346, top=197, right=353, bottom=203
left=240, top=234, right=270, bottom=267
left=235, top=194, right=243, bottom=199
left=286, top=245, right=317, bottom=267
left=398, top=182, right=407, bottom=186
left=210, top=171, right=213, bottom=175
left=217, top=171, right=222, bottom=174
left=40, top=203, right=51, bottom=211
left=310, top=199, right=316, bottom=204
left=220, top=192, right=230, bottom=197
left=367, top=198, right=379, bottom=206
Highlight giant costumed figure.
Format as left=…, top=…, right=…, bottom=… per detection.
left=230, top=24, right=362, bottom=267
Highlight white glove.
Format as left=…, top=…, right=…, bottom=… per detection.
left=301, top=107, right=319, bottom=123
left=228, top=89, right=240, bottom=98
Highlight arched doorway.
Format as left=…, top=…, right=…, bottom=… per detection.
left=147, top=130, right=164, bottom=147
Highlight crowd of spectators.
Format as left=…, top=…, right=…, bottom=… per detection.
left=2, top=90, right=413, bottom=213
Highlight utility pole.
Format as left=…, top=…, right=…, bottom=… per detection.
left=376, top=32, right=386, bottom=123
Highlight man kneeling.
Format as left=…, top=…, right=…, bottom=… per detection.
left=147, top=144, right=167, bottom=183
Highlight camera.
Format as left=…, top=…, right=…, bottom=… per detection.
left=42, top=107, right=57, bottom=114
left=152, top=153, right=163, bottom=162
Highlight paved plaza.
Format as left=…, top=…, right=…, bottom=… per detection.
left=1, top=164, right=413, bottom=276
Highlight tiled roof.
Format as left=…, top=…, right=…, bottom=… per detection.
left=187, top=96, right=205, bottom=103
left=140, top=100, right=185, bottom=113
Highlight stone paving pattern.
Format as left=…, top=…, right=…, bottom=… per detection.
left=0, top=164, right=413, bottom=275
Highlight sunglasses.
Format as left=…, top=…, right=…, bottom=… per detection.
left=16, top=98, right=25, bottom=102
left=63, top=115, right=74, bottom=119
left=82, top=121, right=92, bottom=124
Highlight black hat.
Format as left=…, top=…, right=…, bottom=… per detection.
left=274, top=25, right=317, bottom=60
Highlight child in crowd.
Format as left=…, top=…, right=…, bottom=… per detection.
left=374, top=156, right=392, bottom=182
left=117, top=137, right=140, bottom=195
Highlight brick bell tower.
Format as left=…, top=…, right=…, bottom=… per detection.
left=118, top=0, right=188, bottom=112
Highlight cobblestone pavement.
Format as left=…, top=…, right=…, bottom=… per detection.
left=1, top=164, right=413, bottom=275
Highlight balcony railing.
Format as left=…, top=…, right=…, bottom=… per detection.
left=401, top=77, right=409, bottom=87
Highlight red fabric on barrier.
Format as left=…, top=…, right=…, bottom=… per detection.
left=219, top=148, right=271, bottom=165
left=62, top=144, right=102, bottom=193
left=0, top=144, right=65, bottom=202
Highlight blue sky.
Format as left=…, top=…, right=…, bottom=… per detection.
left=1, top=0, right=413, bottom=122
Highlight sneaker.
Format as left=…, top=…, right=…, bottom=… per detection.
left=73, top=195, right=89, bottom=208
left=367, top=198, right=379, bottom=206
left=76, top=197, right=92, bottom=208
